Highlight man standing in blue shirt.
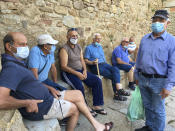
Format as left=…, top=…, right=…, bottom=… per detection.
left=135, top=10, right=175, bottom=131
left=112, top=37, right=136, bottom=90
left=0, top=32, right=113, bottom=131
left=28, top=34, right=66, bottom=92
left=84, top=33, right=130, bottom=101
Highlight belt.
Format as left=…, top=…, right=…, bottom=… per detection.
left=140, top=72, right=167, bottom=78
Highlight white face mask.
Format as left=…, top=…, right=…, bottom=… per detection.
left=13, top=46, right=29, bottom=59
left=70, top=38, right=78, bottom=45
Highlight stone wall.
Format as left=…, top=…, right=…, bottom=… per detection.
left=163, top=0, right=175, bottom=35
left=0, top=0, right=162, bottom=62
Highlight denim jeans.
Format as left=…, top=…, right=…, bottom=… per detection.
left=116, top=61, right=135, bottom=72
left=42, top=79, right=67, bottom=91
left=138, top=74, right=166, bottom=131
left=89, top=63, right=120, bottom=93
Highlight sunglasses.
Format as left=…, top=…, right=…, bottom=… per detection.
left=68, top=28, right=78, bottom=32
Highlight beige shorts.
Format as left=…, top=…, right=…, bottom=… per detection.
left=43, top=91, right=71, bottom=120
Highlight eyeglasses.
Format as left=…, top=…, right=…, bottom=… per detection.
left=123, top=41, right=129, bottom=43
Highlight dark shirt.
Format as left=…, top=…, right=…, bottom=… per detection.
left=0, top=54, right=54, bottom=120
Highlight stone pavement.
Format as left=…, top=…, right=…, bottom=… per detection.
left=61, top=88, right=175, bottom=131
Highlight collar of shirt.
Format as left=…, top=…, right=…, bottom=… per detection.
left=119, top=44, right=128, bottom=52
left=92, top=42, right=101, bottom=47
left=38, top=46, right=48, bottom=57
left=1, top=53, right=26, bottom=66
left=147, top=31, right=168, bottom=40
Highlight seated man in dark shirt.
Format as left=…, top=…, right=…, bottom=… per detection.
left=0, top=32, right=113, bottom=131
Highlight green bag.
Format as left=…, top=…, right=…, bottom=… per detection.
left=127, top=86, right=145, bottom=121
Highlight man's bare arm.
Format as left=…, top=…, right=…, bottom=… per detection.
left=116, top=58, right=131, bottom=65
left=0, top=87, right=43, bottom=113
left=30, top=68, right=39, bottom=79
left=50, top=63, right=57, bottom=83
left=80, top=51, right=87, bottom=71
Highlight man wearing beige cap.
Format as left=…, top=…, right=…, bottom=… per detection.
left=28, top=34, right=67, bottom=92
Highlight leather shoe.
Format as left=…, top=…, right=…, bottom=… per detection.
left=135, top=126, right=152, bottom=131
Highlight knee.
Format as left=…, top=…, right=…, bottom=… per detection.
left=70, top=103, right=79, bottom=115
left=129, top=67, right=134, bottom=72
left=74, top=90, right=84, bottom=100
left=113, top=67, right=120, bottom=74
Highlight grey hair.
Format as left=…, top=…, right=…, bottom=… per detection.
left=93, top=33, right=101, bottom=39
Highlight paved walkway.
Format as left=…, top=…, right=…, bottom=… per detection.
left=61, top=88, right=175, bottom=131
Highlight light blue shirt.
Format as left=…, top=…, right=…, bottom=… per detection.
left=84, top=43, right=106, bottom=63
left=112, top=45, right=130, bottom=66
left=135, top=31, right=175, bottom=91
left=28, top=46, right=55, bottom=81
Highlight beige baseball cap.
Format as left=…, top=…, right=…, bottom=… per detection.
left=37, top=34, right=58, bottom=45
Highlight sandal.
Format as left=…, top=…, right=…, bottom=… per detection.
left=117, top=89, right=130, bottom=96
left=93, top=109, right=107, bottom=115
left=113, top=94, right=127, bottom=101
left=104, top=122, right=113, bottom=131
left=90, top=110, right=98, bottom=117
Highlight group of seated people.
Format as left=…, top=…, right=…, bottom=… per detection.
left=0, top=28, right=137, bottom=131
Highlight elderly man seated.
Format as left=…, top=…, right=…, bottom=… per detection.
left=112, top=37, right=136, bottom=90
left=84, top=33, right=130, bottom=101
left=0, top=32, right=113, bottom=131
left=59, top=28, right=107, bottom=116
left=128, top=36, right=138, bottom=62
left=28, top=34, right=66, bottom=93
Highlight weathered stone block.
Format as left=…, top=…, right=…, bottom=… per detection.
left=0, top=110, right=27, bottom=131
left=0, top=14, right=21, bottom=24
left=110, top=5, right=117, bottom=14
left=60, top=0, right=72, bottom=8
left=73, top=1, right=84, bottom=10
left=104, top=0, right=111, bottom=4
left=21, top=6, right=40, bottom=17
left=55, top=6, right=68, bottom=15
left=39, top=7, right=53, bottom=13
left=87, top=7, right=94, bottom=13
left=63, top=15, right=75, bottom=27
left=68, top=9, right=78, bottom=16
left=35, top=0, right=45, bottom=6
left=23, top=119, right=60, bottom=131
left=1, top=9, right=12, bottom=14
left=1, top=0, right=18, bottom=2
left=79, top=10, right=90, bottom=18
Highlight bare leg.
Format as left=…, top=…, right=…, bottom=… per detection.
left=64, top=103, right=79, bottom=131
left=116, top=83, right=122, bottom=90
left=64, top=90, right=105, bottom=131
left=128, top=67, right=134, bottom=82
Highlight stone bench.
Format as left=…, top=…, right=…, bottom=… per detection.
left=0, top=109, right=61, bottom=131
left=23, top=118, right=60, bottom=131
left=56, top=70, right=128, bottom=106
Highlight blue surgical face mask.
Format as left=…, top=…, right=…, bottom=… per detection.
left=151, top=22, right=165, bottom=33
left=50, top=45, right=56, bottom=53
left=130, top=42, right=134, bottom=44
left=94, top=42, right=100, bottom=46
left=123, top=46, right=128, bottom=49
left=13, top=46, right=29, bottom=59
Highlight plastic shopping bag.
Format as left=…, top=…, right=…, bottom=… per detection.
left=127, top=86, right=145, bottom=121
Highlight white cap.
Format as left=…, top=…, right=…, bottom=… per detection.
left=37, top=34, right=58, bottom=45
